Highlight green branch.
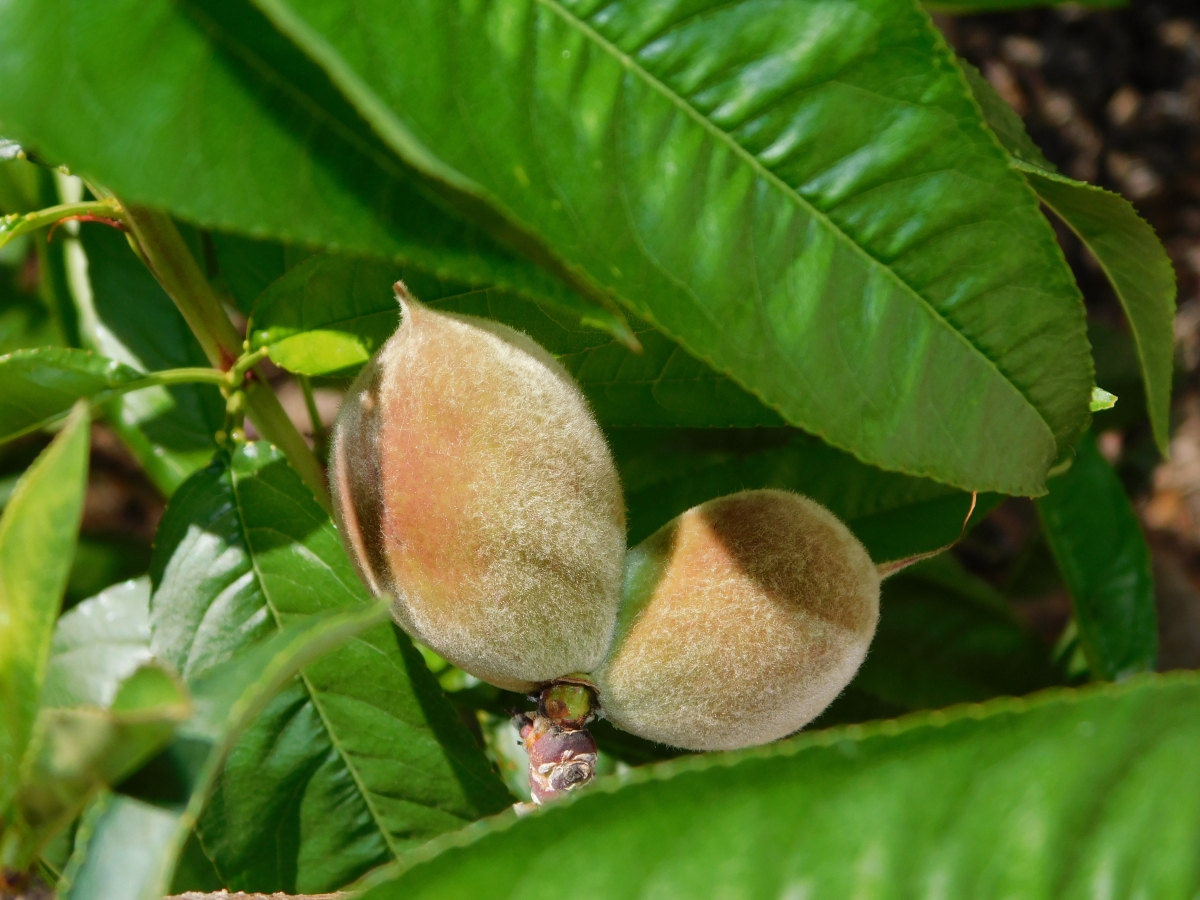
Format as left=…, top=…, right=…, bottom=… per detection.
left=119, top=204, right=332, bottom=512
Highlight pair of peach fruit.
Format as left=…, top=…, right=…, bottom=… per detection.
left=329, top=284, right=879, bottom=798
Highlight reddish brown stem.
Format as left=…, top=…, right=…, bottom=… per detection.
left=876, top=491, right=978, bottom=578
left=45, top=214, right=128, bottom=242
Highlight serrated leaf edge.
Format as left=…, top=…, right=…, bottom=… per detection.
left=380, top=670, right=1200, bottom=880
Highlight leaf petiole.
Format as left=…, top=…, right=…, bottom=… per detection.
left=134, top=367, right=228, bottom=390
left=225, top=346, right=271, bottom=389
left=4, top=367, right=229, bottom=444
left=0, top=199, right=126, bottom=250
left=298, top=374, right=327, bottom=458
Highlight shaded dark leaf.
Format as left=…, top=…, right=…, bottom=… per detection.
left=1036, top=434, right=1157, bottom=680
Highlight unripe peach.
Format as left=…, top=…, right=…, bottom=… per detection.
left=330, top=284, right=626, bottom=691
left=591, top=490, right=879, bottom=751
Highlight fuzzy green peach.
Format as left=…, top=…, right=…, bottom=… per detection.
left=591, top=490, right=879, bottom=751
left=329, top=284, right=626, bottom=691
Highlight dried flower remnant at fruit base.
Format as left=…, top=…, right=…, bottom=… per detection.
left=514, top=682, right=599, bottom=806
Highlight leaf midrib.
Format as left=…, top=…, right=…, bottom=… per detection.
left=227, top=464, right=403, bottom=862
left=535, top=0, right=1046, bottom=431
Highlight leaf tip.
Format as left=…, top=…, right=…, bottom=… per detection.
left=1089, top=387, right=1118, bottom=413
